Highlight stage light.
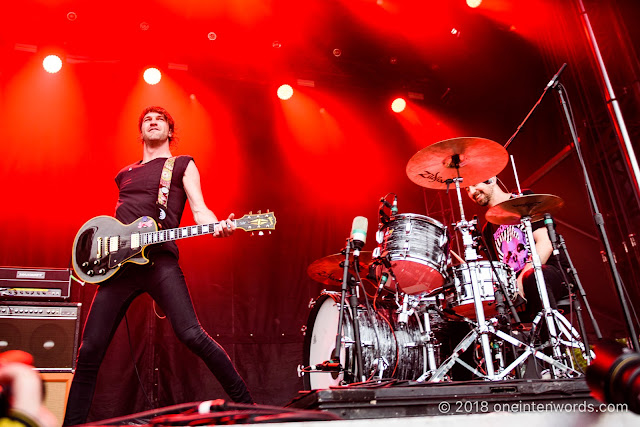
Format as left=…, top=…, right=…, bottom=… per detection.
left=466, top=0, right=482, bottom=8
left=42, top=55, right=62, bottom=73
left=143, top=68, right=162, bottom=85
left=277, top=84, right=293, bottom=100
left=391, top=98, right=406, bottom=113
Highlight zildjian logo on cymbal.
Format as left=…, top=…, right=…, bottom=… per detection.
left=418, top=170, right=446, bottom=183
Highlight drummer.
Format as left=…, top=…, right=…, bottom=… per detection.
left=465, top=177, right=568, bottom=323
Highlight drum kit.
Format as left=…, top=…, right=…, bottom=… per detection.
left=300, top=137, right=593, bottom=389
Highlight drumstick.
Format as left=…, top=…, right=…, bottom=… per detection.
left=449, top=249, right=465, bottom=264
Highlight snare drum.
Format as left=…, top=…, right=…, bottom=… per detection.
left=443, top=261, right=517, bottom=319
left=380, top=214, right=449, bottom=295
left=302, top=292, right=426, bottom=389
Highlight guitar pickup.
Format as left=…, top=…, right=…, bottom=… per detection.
left=131, top=233, right=140, bottom=249
left=109, top=236, right=119, bottom=253
left=96, top=237, right=103, bottom=258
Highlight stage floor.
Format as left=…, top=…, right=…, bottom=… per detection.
left=84, top=378, right=635, bottom=426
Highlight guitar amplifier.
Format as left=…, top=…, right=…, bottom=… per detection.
left=0, top=301, right=81, bottom=372
left=0, top=266, right=72, bottom=300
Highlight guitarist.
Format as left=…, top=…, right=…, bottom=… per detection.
left=63, top=106, right=253, bottom=426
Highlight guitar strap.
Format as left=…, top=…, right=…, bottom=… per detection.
left=156, top=156, right=176, bottom=229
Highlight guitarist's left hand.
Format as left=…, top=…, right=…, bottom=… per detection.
left=214, top=213, right=236, bottom=238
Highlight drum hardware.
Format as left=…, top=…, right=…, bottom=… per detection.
left=407, top=137, right=579, bottom=381
left=529, top=308, right=595, bottom=372
left=486, top=194, right=567, bottom=374
left=429, top=316, right=582, bottom=382
left=483, top=155, right=594, bottom=377
left=378, top=193, right=398, bottom=225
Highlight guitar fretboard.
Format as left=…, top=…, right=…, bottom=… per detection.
left=139, top=222, right=222, bottom=245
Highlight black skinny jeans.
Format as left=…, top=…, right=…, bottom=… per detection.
left=63, top=253, right=253, bottom=426
left=520, top=263, right=568, bottom=323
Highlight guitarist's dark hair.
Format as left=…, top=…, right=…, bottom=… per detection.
left=138, top=106, right=177, bottom=145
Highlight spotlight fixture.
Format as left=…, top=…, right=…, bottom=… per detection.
left=143, top=68, right=162, bottom=85
left=42, top=55, right=62, bottom=73
left=277, top=84, right=293, bottom=100
left=140, top=22, right=150, bottom=31
left=391, top=98, right=406, bottom=113
left=332, top=48, right=342, bottom=57
left=208, top=32, right=217, bottom=41
left=66, top=11, right=77, bottom=21
left=466, top=0, right=482, bottom=8
left=272, top=41, right=282, bottom=48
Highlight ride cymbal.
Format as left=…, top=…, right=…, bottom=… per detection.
left=307, top=252, right=373, bottom=286
left=485, top=194, right=564, bottom=225
left=406, top=137, right=509, bottom=189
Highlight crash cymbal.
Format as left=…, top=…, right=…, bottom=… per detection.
left=485, top=194, right=564, bottom=225
left=406, top=137, right=509, bottom=189
left=307, top=252, right=373, bottom=286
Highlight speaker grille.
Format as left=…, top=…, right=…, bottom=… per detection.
left=0, top=302, right=81, bottom=371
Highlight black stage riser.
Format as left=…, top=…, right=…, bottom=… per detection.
left=287, top=378, right=599, bottom=419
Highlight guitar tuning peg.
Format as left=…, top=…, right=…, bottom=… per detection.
left=251, top=232, right=255, bottom=236
left=268, top=231, right=272, bottom=235
left=249, top=211, right=252, bottom=215
left=258, top=231, right=264, bottom=236
left=258, top=210, right=262, bottom=214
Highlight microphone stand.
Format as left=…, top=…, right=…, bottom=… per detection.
left=554, top=233, right=601, bottom=364
left=554, top=81, right=640, bottom=352
left=331, top=240, right=365, bottom=383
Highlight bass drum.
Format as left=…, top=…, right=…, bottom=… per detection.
left=303, top=292, right=426, bottom=390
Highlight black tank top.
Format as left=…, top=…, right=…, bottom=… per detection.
left=114, top=155, right=193, bottom=258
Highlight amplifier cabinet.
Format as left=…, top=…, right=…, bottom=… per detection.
left=0, top=301, right=81, bottom=372
left=0, top=266, right=72, bottom=300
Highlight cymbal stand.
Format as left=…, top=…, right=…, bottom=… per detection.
left=331, top=240, right=365, bottom=383
left=449, top=168, right=496, bottom=379
left=520, top=215, right=565, bottom=372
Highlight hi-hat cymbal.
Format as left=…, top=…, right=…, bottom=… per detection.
left=485, top=194, right=564, bottom=225
left=406, top=137, right=509, bottom=189
left=307, top=252, right=373, bottom=286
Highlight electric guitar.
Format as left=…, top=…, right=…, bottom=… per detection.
left=72, top=212, right=276, bottom=284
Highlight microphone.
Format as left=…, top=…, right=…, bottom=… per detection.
left=546, top=63, right=568, bottom=88
left=350, top=216, right=368, bottom=253
left=391, top=195, right=398, bottom=215
left=544, top=213, right=560, bottom=255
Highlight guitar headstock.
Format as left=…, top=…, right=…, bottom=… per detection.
left=235, top=211, right=277, bottom=233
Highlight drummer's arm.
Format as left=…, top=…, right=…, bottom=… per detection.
left=517, top=228, right=554, bottom=299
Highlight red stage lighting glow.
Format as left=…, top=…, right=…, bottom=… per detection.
left=277, top=84, right=294, bottom=100
left=143, top=68, right=162, bottom=85
left=391, top=97, right=406, bottom=113
left=42, top=55, right=62, bottom=73
left=467, top=0, right=482, bottom=8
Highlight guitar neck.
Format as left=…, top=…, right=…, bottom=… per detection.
left=138, top=221, right=226, bottom=246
